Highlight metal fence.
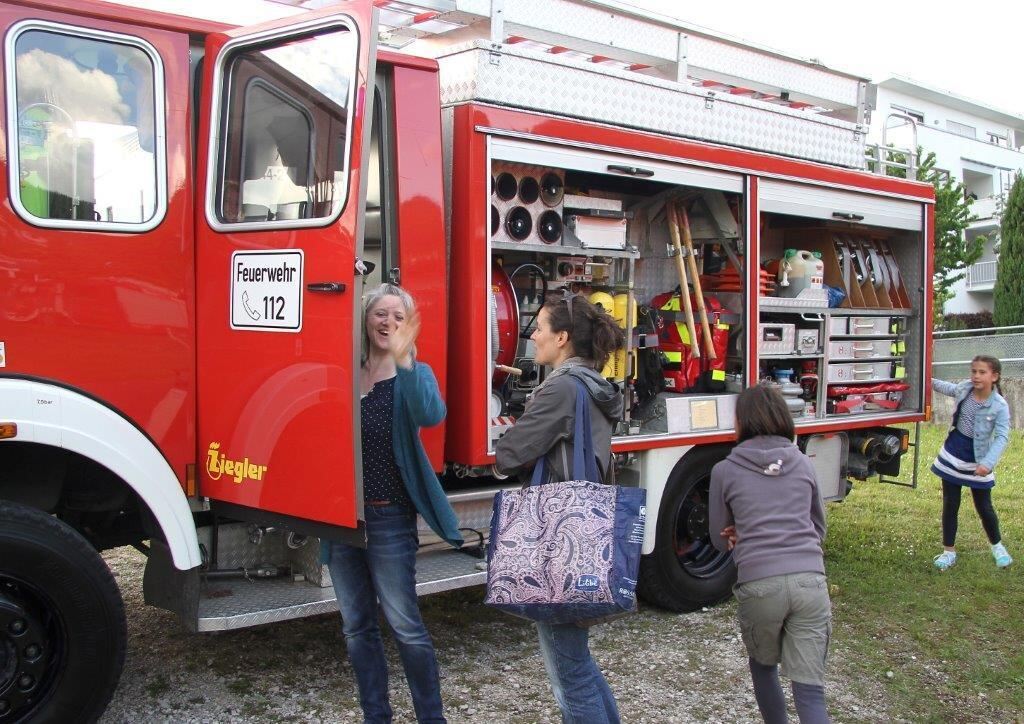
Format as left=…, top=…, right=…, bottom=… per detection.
left=933, top=325, right=1024, bottom=380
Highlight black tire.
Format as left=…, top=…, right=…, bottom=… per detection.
left=0, top=501, right=126, bottom=724
left=638, top=446, right=737, bottom=612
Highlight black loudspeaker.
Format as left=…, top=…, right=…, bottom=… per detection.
left=505, top=207, right=533, bottom=241
left=495, top=172, right=517, bottom=201
left=519, top=176, right=540, bottom=204
left=490, top=162, right=564, bottom=244
left=538, top=210, right=563, bottom=244
left=540, top=172, right=564, bottom=207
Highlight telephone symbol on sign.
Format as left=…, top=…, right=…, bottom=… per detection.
left=242, top=291, right=261, bottom=320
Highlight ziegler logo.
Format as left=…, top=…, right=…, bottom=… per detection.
left=206, top=442, right=267, bottom=484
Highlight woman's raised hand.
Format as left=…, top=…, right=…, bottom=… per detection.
left=390, top=309, right=420, bottom=369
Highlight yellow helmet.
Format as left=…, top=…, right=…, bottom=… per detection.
left=588, top=291, right=615, bottom=314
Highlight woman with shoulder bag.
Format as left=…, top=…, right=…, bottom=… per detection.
left=494, top=293, right=625, bottom=724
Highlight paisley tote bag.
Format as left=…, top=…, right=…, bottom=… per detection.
left=484, top=380, right=646, bottom=624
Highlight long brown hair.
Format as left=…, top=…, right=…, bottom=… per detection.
left=543, top=294, right=625, bottom=371
left=734, top=384, right=795, bottom=442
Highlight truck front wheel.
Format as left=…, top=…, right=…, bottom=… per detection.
left=0, top=501, right=126, bottom=724
left=638, top=447, right=736, bottom=612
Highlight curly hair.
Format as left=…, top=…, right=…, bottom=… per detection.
left=543, top=294, right=625, bottom=371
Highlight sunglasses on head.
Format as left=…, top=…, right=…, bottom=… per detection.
left=562, top=289, right=578, bottom=335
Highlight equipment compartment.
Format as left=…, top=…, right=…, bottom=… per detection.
left=758, top=188, right=926, bottom=421
left=485, top=140, right=748, bottom=447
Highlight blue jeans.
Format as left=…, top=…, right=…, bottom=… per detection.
left=536, top=622, right=620, bottom=724
left=328, top=504, right=446, bottom=724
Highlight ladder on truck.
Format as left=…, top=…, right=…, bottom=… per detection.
left=866, top=111, right=920, bottom=178
left=365, top=0, right=872, bottom=119
left=271, top=0, right=873, bottom=168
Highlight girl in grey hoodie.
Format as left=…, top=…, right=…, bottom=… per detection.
left=710, top=384, right=830, bottom=724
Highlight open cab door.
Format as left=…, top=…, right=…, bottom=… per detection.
left=195, top=4, right=376, bottom=540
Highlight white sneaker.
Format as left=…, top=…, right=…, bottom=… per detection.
left=992, top=542, right=1013, bottom=568
left=933, top=551, right=957, bottom=571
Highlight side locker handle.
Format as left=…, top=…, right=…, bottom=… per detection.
left=307, top=282, right=347, bottom=293
left=607, top=164, right=654, bottom=178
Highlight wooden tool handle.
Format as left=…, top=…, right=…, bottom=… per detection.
left=666, top=203, right=700, bottom=358
left=495, top=364, right=523, bottom=377
left=679, top=204, right=717, bottom=360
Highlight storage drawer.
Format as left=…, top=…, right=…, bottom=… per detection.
left=759, top=323, right=795, bottom=355
left=796, top=328, right=820, bottom=354
left=827, top=361, right=893, bottom=383
left=828, top=339, right=893, bottom=360
left=828, top=316, right=895, bottom=336
left=564, top=214, right=627, bottom=249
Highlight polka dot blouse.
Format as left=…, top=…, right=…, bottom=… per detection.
left=361, top=376, right=411, bottom=507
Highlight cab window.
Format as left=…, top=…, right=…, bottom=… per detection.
left=6, top=22, right=165, bottom=230
left=212, top=26, right=357, bottom=227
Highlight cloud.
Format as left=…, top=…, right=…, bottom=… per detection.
left=16, top=49, right=129, bottom=124
left=262, top=30, right=355, bottom=112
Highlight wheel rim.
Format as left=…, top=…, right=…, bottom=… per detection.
left=671, top=474, right=732, bottom=579
left=0, top=576, right=64, bottom=722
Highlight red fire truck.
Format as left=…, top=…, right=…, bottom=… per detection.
left=0, top=0, right=934, bottom=719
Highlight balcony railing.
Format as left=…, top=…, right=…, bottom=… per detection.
left=970, top=195, right=1000, bottom=220
left=966, top=260, right=998, bottom=289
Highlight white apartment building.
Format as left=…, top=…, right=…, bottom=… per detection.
left=867, top=76, right=1024, bottom=315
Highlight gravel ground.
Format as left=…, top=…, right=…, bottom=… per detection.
left=99, top=547, right=898, bottom=723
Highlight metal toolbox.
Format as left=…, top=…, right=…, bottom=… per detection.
left=759, top=323, right=796, bottom=355
left=826, top=361, right=894, bottom=383
left=796, top=328, right=820, bottom=354
left=564, top=213, right=628, bottom=250
left=828, top=316, right=896, bottom=336
left=665, top=393, right=738, bottom=433
left=805, top=433, right=850, bottom=500
left=827, top=339, right=894, bottom=360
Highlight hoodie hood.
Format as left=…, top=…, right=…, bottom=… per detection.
left=546, top=357, right=621, bottom=422
left=727, top=435, right=803, bottom=477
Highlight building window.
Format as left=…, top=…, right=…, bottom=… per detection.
left=212, top=24, right=357, bottom=228
left=987, top=132, right=1007, bottom=147
left=890, top=104, right=924, bottom=124
left=5, top=21, right=166, bottom=231
left=946, top=120, right=977, bottom=139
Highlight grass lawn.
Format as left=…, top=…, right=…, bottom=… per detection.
left=827, top=423, right=1024, bottom=721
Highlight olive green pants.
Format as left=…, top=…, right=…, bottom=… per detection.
left=734, top=571, right=831, bottom=686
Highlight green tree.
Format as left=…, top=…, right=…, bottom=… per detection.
left=869, top=146, right=984, bottom=305
left=993, top=172, right=1024, bottom=327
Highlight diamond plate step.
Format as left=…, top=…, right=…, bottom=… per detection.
left=196, top=548, right=486, bottom=631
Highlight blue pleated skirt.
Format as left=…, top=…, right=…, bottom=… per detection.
left=931, top=428, right=995, bottom=490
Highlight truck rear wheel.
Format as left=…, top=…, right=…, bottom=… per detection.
left=0, top=501, right=126, bottom=724
left=638, top=447, right=736, bottom=612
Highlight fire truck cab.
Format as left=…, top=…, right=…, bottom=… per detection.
left=0, top=0, right=934, bottom=720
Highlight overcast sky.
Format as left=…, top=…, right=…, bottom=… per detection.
left=624, top=0, right=1024, bottom=117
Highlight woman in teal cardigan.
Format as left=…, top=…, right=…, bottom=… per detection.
left=323, top=283, right=462, bottom=723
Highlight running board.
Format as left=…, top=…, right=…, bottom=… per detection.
left=195, top=549, right=486, bottom=632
